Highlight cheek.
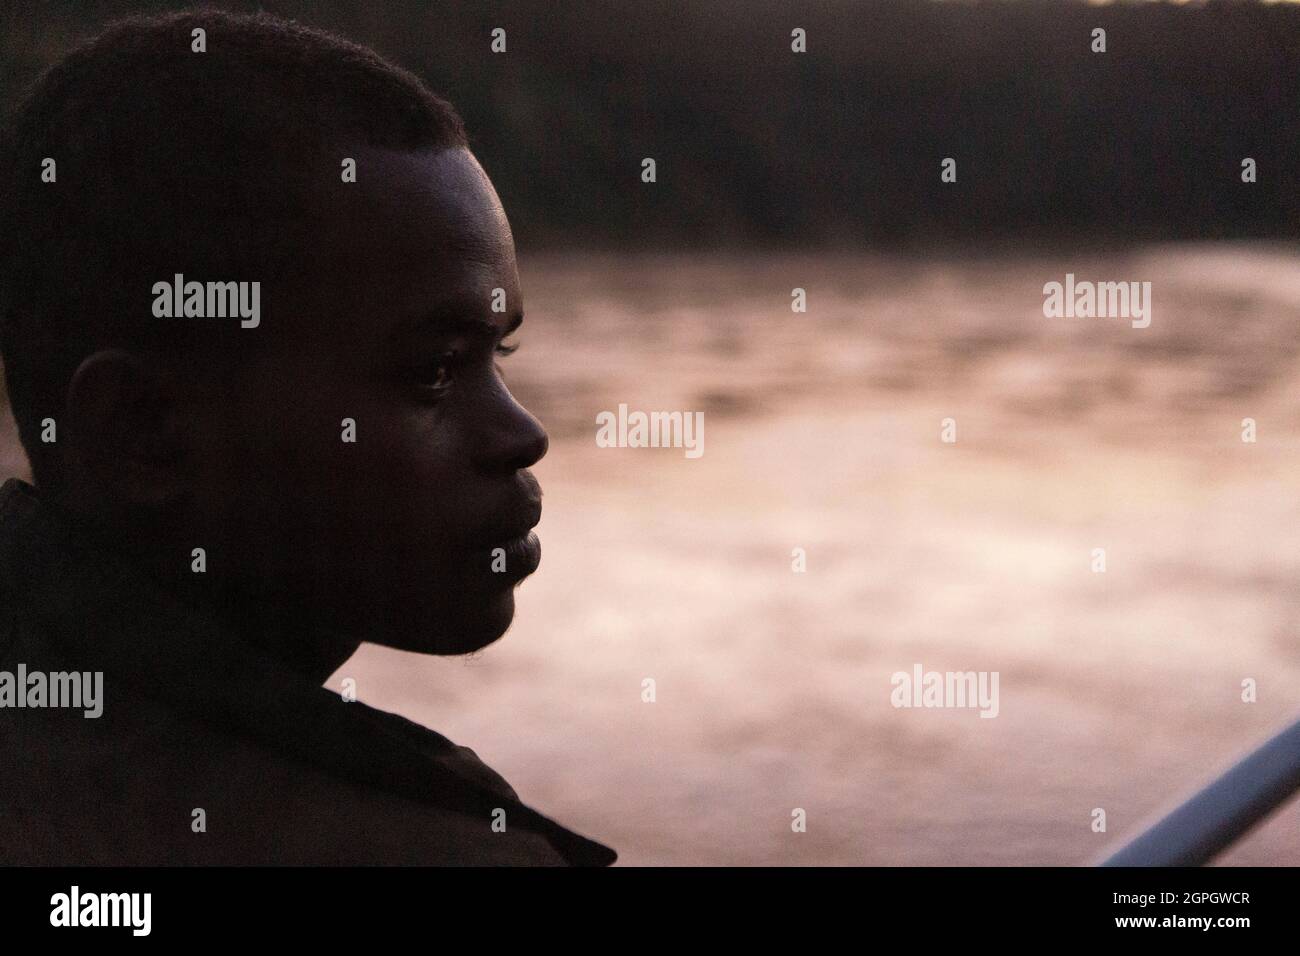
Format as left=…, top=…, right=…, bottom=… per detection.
left=198, top=367, right=487, bottom=569
left=320, top=400, right=477, bottom=549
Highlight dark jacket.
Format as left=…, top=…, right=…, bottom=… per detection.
left=0, top=478, right=615, bottom=865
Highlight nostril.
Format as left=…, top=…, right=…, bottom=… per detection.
left=507, top=418, right=548, bottom=472
left=475, top=386, right=549, bottom=475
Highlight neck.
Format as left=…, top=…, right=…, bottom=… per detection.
left=202, top=591, right=363, bottom=686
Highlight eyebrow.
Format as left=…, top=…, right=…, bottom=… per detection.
left=394, top=297, right=523, bottom=341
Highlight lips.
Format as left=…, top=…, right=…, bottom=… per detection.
left=491, top=530, right=541, bottom=578
left=472, top=488, right=542, bottom=579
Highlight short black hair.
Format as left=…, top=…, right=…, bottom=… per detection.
left=0, top=9, right=468, bottom=490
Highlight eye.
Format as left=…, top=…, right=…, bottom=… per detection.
left=493, top=340, right=518, bottom=378
left=409, top=350, right=458, bottom=393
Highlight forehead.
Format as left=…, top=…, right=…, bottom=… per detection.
left=290, top=145, right=520, bottom=337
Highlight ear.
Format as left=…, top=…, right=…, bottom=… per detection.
left=65, top=349, right=188, bottom=508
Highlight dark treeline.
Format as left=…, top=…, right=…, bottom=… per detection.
left=2, top=0, right=1297, bottom=249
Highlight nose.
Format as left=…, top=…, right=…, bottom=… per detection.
left=475, top=383, right=548, bottom=474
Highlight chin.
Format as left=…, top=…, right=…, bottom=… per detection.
left=378, top=587, right=518, bottom=656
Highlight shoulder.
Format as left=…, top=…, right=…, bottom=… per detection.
left=349, top=702, right=525, bottom=801
left=0, top=691, right=573, bottom=865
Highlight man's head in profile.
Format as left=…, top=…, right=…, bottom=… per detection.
left=0, top=9, right=612, bottom=867
left=1, top=10, right=547, bottom=676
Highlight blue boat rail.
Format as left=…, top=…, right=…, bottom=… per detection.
left=1100, top=716, right=1300, bottom=866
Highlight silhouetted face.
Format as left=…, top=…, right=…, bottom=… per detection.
left=184, top=145, right=548, bottom=655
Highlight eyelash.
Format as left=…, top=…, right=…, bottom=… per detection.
left=410, top=341, right=517, bottom=393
